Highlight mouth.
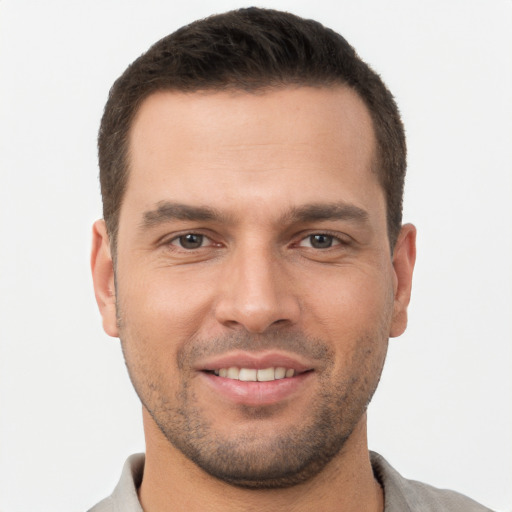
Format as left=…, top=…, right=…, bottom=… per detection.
left=197, top=352, right=315, bottom=406
left=204, top=366, right=309, bottom=381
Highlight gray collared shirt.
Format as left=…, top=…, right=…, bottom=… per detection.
left=88, top=452, right=494, bottom=511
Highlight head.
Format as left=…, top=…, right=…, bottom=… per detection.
left=98, top=7, right=406, bottom=258
left=92, top=7, right=415, bottom=491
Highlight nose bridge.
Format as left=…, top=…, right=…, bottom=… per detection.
left=215, top=237, right=299, bottom=333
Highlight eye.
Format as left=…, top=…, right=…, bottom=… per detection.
left=171, top=233, right=209, bottom=249
left=299, top=234, right=341, bottom=249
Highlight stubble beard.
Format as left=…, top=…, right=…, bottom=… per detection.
left=120, top=328, right=389, bottom=490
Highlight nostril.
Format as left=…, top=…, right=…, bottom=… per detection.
left=214, top=288, right=300, bottom=333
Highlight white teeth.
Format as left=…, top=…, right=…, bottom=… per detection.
left=214, top=366, right=297, bottom=381
left=239, top=368, right=257, bottom=381
left=227, top=367, right=240, bottom=379
left=257, top=367, right=275, bottom=382
left=274, top=367, right=286, bottom=379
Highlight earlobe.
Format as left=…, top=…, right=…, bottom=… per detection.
left=390, top=224, right=417, bottom=338
left=91, top=219, right=119, bottom=338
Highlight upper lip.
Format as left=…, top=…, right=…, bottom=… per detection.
left=196, top=350, right=314, bottom=372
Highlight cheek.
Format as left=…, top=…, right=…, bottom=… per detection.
left=115, top=271, right=208, bottom=404
left=299, top=266, right=393, bottom=380
left=116, top=266, right=216, bottom=358
left=302, top=266, right=394, bottom=334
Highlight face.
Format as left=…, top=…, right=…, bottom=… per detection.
left=92, top=86, right=415, bottom=488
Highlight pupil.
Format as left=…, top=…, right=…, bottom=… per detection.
left=180, top=234, right=203, bottom=249
left=311, top=234, right=332, bottom=248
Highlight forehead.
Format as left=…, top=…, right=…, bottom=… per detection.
left=123, top=86, right=381, bottom=224
left=129, top=86, right=375, bottom=164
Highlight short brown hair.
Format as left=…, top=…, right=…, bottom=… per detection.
left=98, top=7, right=406, bottom=253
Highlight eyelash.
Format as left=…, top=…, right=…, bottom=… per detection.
left=166, top=231, right=348, bottom=251
left=168, top=232, right=215, bottom=250
left=296, top=232, right=346, bottom=249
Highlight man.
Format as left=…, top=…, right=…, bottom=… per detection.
left=89, top=8, right=492, bottom=512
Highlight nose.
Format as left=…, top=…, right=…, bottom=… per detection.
left=214, top=244, right=301, bottom=333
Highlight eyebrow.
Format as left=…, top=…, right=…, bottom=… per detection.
left=142, top=202, right=227, bottom=228
left=284, top=203, right=369, bottom=225
left=141, top=200, right=369, bottom=229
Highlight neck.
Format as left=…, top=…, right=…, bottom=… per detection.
left=138, top=409, right=383, bottom=512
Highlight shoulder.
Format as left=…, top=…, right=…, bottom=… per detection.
left=87, top=453, right=145, bottom=512
left=370, top=451, right=494, bottom=512
left=87, top=495, right=115, bottom=512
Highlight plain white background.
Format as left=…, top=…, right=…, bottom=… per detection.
left=0, top=1, right=511, bottom=511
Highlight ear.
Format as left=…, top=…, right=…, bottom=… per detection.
left=390, top=223, right=417, bottom=338
left=91, top=219, right=119, bottom=337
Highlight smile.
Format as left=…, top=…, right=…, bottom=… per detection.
left=197, top=351, right=315, bottom=405
left=211, top=367, right=297, bottom=381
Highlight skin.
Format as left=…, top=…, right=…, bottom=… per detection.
left=92, top=86, right=416, bottom=512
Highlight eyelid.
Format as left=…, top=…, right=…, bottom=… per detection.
left=159, top=229, right=350, bottom=250
left=169, top=233, right=211, bottom=247
left=295, top=231, right=349, bottom=248
left=160, top=230, right=221, bottom=250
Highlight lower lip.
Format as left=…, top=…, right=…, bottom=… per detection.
left=199, top=371, right=313, bottom=406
